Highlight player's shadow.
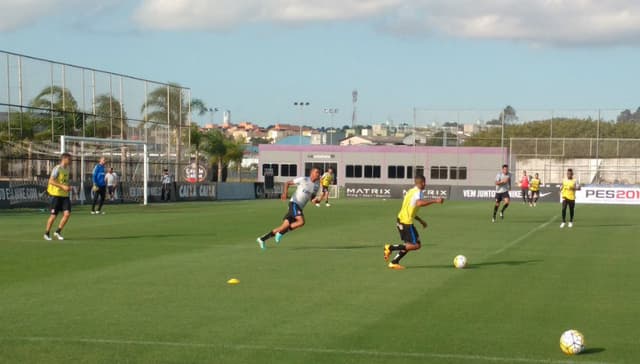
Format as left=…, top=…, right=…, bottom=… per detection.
left=412, top=259, right=542, bottom=269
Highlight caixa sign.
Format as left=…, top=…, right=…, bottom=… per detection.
left=576, top=186, right=640, bottom=205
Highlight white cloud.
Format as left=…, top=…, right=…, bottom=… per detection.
left=2, top=0, right=640, bottom=46
left=0, top=0, right=62, bottom=31
left=133, top=0, right=640, bottom=46
left=0, top=0, right=125, bottom=32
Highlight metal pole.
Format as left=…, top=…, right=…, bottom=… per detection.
left=80, top=141, right=85, bottom=205
left=143, top=143, right=148, bottom=206
left=6, top=54, right=10, bottom=136
left=167, top=86, right=170, bottom=169
left=500, top=112, right=505, bottom=163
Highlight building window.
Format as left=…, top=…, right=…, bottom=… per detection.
left=415, top=166, right=425, bottom=178
left=388, top=165, right=405, bottom=179
left=281, top=164, right=297, bottom=177
left=346, top=164, right=363, bottom=178
left=450, top=166, right=467, bottom=180
left=407, top=166, right=413, bottom=179
left=430, top=166, right=448, bottom=180
left=364, top=165, right=381, bottom=178
left=262, top=163, right=279, bottom=176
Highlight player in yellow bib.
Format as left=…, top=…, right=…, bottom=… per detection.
left=315, top=168, right=334, bottom=207
left=529, top=173, right=541, bottom=207
left=383, top=175, right=444, bottom=270
left=560, top=168, right=580, bottom=228
left=44, top=152, right=72, bottom=240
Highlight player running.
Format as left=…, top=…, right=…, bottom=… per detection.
left=384, top=175, right=444, bottom=270
left=315, top=168, right=334, bottom=207
left=529, top=173, right=541, bottom=206
left=492, top=164, right=512, bottom=222
left=44, top=152, right=72, bottom=241
left=560, top=168, right=580, bottom=228
left=256, top=168, right=321, bottom=249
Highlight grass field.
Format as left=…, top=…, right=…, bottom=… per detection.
left=1, top=198, right=639, bottom=363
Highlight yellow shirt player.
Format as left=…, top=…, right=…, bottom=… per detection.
left=44, top=152, right=72, bottom=241
left=384, top=175, right=444, bottom=270
left=316, top=168, right=334, bottom=207
left=529, top=173, right=541, bottom=206
left=560, top=168, right=580, bottom=229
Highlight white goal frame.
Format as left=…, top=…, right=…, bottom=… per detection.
left=60, top=136, right=149, bottom=205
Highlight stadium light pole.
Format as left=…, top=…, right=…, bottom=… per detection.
left=323, top=108, right=338, bottom=145
left=294, top=102, right=310, bottom=144
left=208, top=107, right=220, bottom=125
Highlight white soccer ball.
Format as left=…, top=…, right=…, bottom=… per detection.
left=559, top=329, right=585, bottom=355
left=453, top=255, right=467, bottom=269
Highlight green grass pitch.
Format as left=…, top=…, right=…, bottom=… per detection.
left=1, top=199, right=639, bottom=363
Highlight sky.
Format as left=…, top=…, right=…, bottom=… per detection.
left=1, top=0, right=640, bottom=127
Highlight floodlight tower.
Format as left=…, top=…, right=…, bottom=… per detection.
left=351, top=89, right=358, bottom=128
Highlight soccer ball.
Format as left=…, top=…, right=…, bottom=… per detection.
left=453, top=255, right=467, bottom=269
left=559, top=329, right=585, bottom=355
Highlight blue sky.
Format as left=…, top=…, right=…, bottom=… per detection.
left=1, top=0, right=640, bottom=127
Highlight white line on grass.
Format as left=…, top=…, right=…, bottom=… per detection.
left=0, top=336, right=614, bottom=364
left=490, top=215, right=557, bottom=256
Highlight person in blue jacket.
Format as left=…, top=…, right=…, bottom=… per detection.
left=91, top=157, right=107, bottom=214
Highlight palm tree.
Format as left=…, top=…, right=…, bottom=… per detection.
left=202, top=129, right=227, bottom=182
left=86, top=94, right=128, bottom=138
left=189, top=124, right=205, bottom=183
left=30, top=85, right=81, bottom=141
left=224, top=138, right=245, bottom=182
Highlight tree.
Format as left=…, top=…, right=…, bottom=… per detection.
left=224, top=138, right=245, bottom=182
left=189, top=124, right=205, bottom=183
left=85, top=94, right=128, bottom=138
left=201, top=130, right=246, bottom=182
left=140, top=83, right=196, bottom=172
left=30, top=85, right=81, bottom=141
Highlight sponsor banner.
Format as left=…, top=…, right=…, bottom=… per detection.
left=576, top=186, right=640, bottom=205
left=0, top=182, right=49, bottom=208
left=176, top=182, right=217, bottom=201
left=344, top=183, right=450, bottom=199
left=449, top=186, right=560, bottom=202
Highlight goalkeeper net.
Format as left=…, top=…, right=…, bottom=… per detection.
left=60, top=136, right=149, bottom=205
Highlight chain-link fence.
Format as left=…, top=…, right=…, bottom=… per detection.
left=0, top=50, right=192, bottom=182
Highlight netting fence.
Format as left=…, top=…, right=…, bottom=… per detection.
left=0, top=50, right=192, bottom=184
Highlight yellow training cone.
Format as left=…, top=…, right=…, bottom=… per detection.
left=227, top=278, right=240, bottom=285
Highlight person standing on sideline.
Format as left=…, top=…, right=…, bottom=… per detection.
left=384, top=175, right=444, bottom=270
left=256, top=168, right=321, bottom=249
left=492, top=164, right=512, bottom=222
left=560, top=168, right=580, bottom=228
left=91, top=157, right=107, bottom=214
left=519, top=170, right=530, bottom=204
left=106, top=167, right=118, bottom=201
left=44, top=152, right=72, bottom=240
left=161, top=168, right=172, bottom=201
left=316, top=167, right=334, bottom=207
left=529, top=173, right=541, bottom=206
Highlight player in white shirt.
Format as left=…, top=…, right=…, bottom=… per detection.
left=492, top=164, right=512, bottom=222
left=106, top=167, right=118, bottom=201
left=256, top=168, right=321, bottom=249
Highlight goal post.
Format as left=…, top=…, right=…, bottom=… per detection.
left=60, top=136, right=149, bottom=205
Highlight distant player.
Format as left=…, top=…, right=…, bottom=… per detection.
left=256, top=168, right=321, bottom=249
left=560, top=168, right=580, bottom=228
left=519, top=170, right=530, bottom=204
left=529, top=173, right=541, bottom=206
left=316, top=168, right=334, bottom=207
left=44, top=152, right=72, bottom=241
left=492, top=164, right=512, bottom=222
left=106, top=167, right=118, bottom=201
left=384, top=175, right=444, bottom=270
left=91, top=157, right=107, bottom=214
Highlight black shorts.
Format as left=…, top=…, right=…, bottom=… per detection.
left=108, top=186, right=116, bottom=195
left=322, top=186, right=329, bottom=193
left=283, top=202, right=304, bottom=224
left=530, top=190, right=540, bottom=198
left=49, top=196, right=71, bottom=215
left=397, top=222, right=420, bottom=245
left=495, top=191, right=510, bottom=202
